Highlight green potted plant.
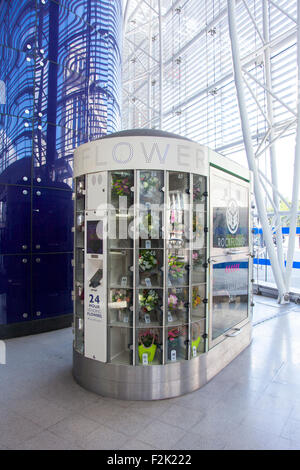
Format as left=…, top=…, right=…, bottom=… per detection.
left=191, top=323, right=202, bottom=356
left=138, top=329, right=159, bottom=363
left=167, top=327, right=180, bottom=360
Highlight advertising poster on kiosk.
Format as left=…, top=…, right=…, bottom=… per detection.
left=211, top=171, right=249, bottom=253
left=84, top=217, right=107, bottom=361
left=210, top=167, right=250, bottom=345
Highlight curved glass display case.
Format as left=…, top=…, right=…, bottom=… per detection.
left=72, top=129, right=253, bottom=400
left=74, top=168, right=208, bottom=365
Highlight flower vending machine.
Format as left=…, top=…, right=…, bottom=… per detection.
left=73, top=129, right=253, bottom=400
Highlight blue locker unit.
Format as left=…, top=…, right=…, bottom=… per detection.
left=32, top=187, right=73, bottom=253
left=0, top=255, right=31, bottom=325
left=0, top=184, right=31, bottom=254
left=32, top=253, right=73, bottom=319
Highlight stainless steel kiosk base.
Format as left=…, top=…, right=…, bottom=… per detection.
left=73, top=322, right=252, bottom=400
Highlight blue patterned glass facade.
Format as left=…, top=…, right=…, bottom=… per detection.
left=0, top=0, right=122, bottom=329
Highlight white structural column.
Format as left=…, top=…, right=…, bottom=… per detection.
left=227, top=0, right=288, bottom=302
left=262, top=0, right=284, bottom=273
left=285, top=0, right=300, bottom=290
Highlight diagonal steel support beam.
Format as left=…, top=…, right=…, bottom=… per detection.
left=242, top=68, right=297, bottom=117
left=268, top=0, right=297, bottom=24
left=258, top=169, right=292, bottom=209
left=227, top=0, right=288, bottom=302
left=262, top=0, right=285, bottom=275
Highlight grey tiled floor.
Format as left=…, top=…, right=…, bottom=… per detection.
left=0, top=295, right=300, bottom=450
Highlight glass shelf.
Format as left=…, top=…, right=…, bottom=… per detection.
left=168, top=171, right=190, bottom=209
left=108, top=319, right=133, bottom=328
left=108, top=211, right=134, bottom=250
left=139, top=238, right=164, bottom=249
left=108, top=249, right=133, bottom=287
left=108, top=325, right=133, bottom=365
left=109, top=285, right=134, bottom=290
left=192, top=211, right=206, bottom=250
left=193, top=174, right=207, bottom=211
left=190, top=321, right=206, bottom=357
left=166, top=310, right=189, bottom=326
left=138, top=317, right=161, bottom=327
left=191, top=249, right=206, bottom=284
left=139, top=208, right=162, bottom=241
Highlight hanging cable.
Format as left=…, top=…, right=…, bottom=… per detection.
left=212, top=0, right=217, bottom=150
left=205, top=0, right=209, bottom=146
left=178, top=3, right=182, bottom=134
left=218, top=0, right=223, bottom=149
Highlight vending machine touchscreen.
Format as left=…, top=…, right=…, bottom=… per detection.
left=87, top=220, right=103, bottom=256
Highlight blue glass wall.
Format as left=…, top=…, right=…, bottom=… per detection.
left=0, top=0, right=122, bottom=328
